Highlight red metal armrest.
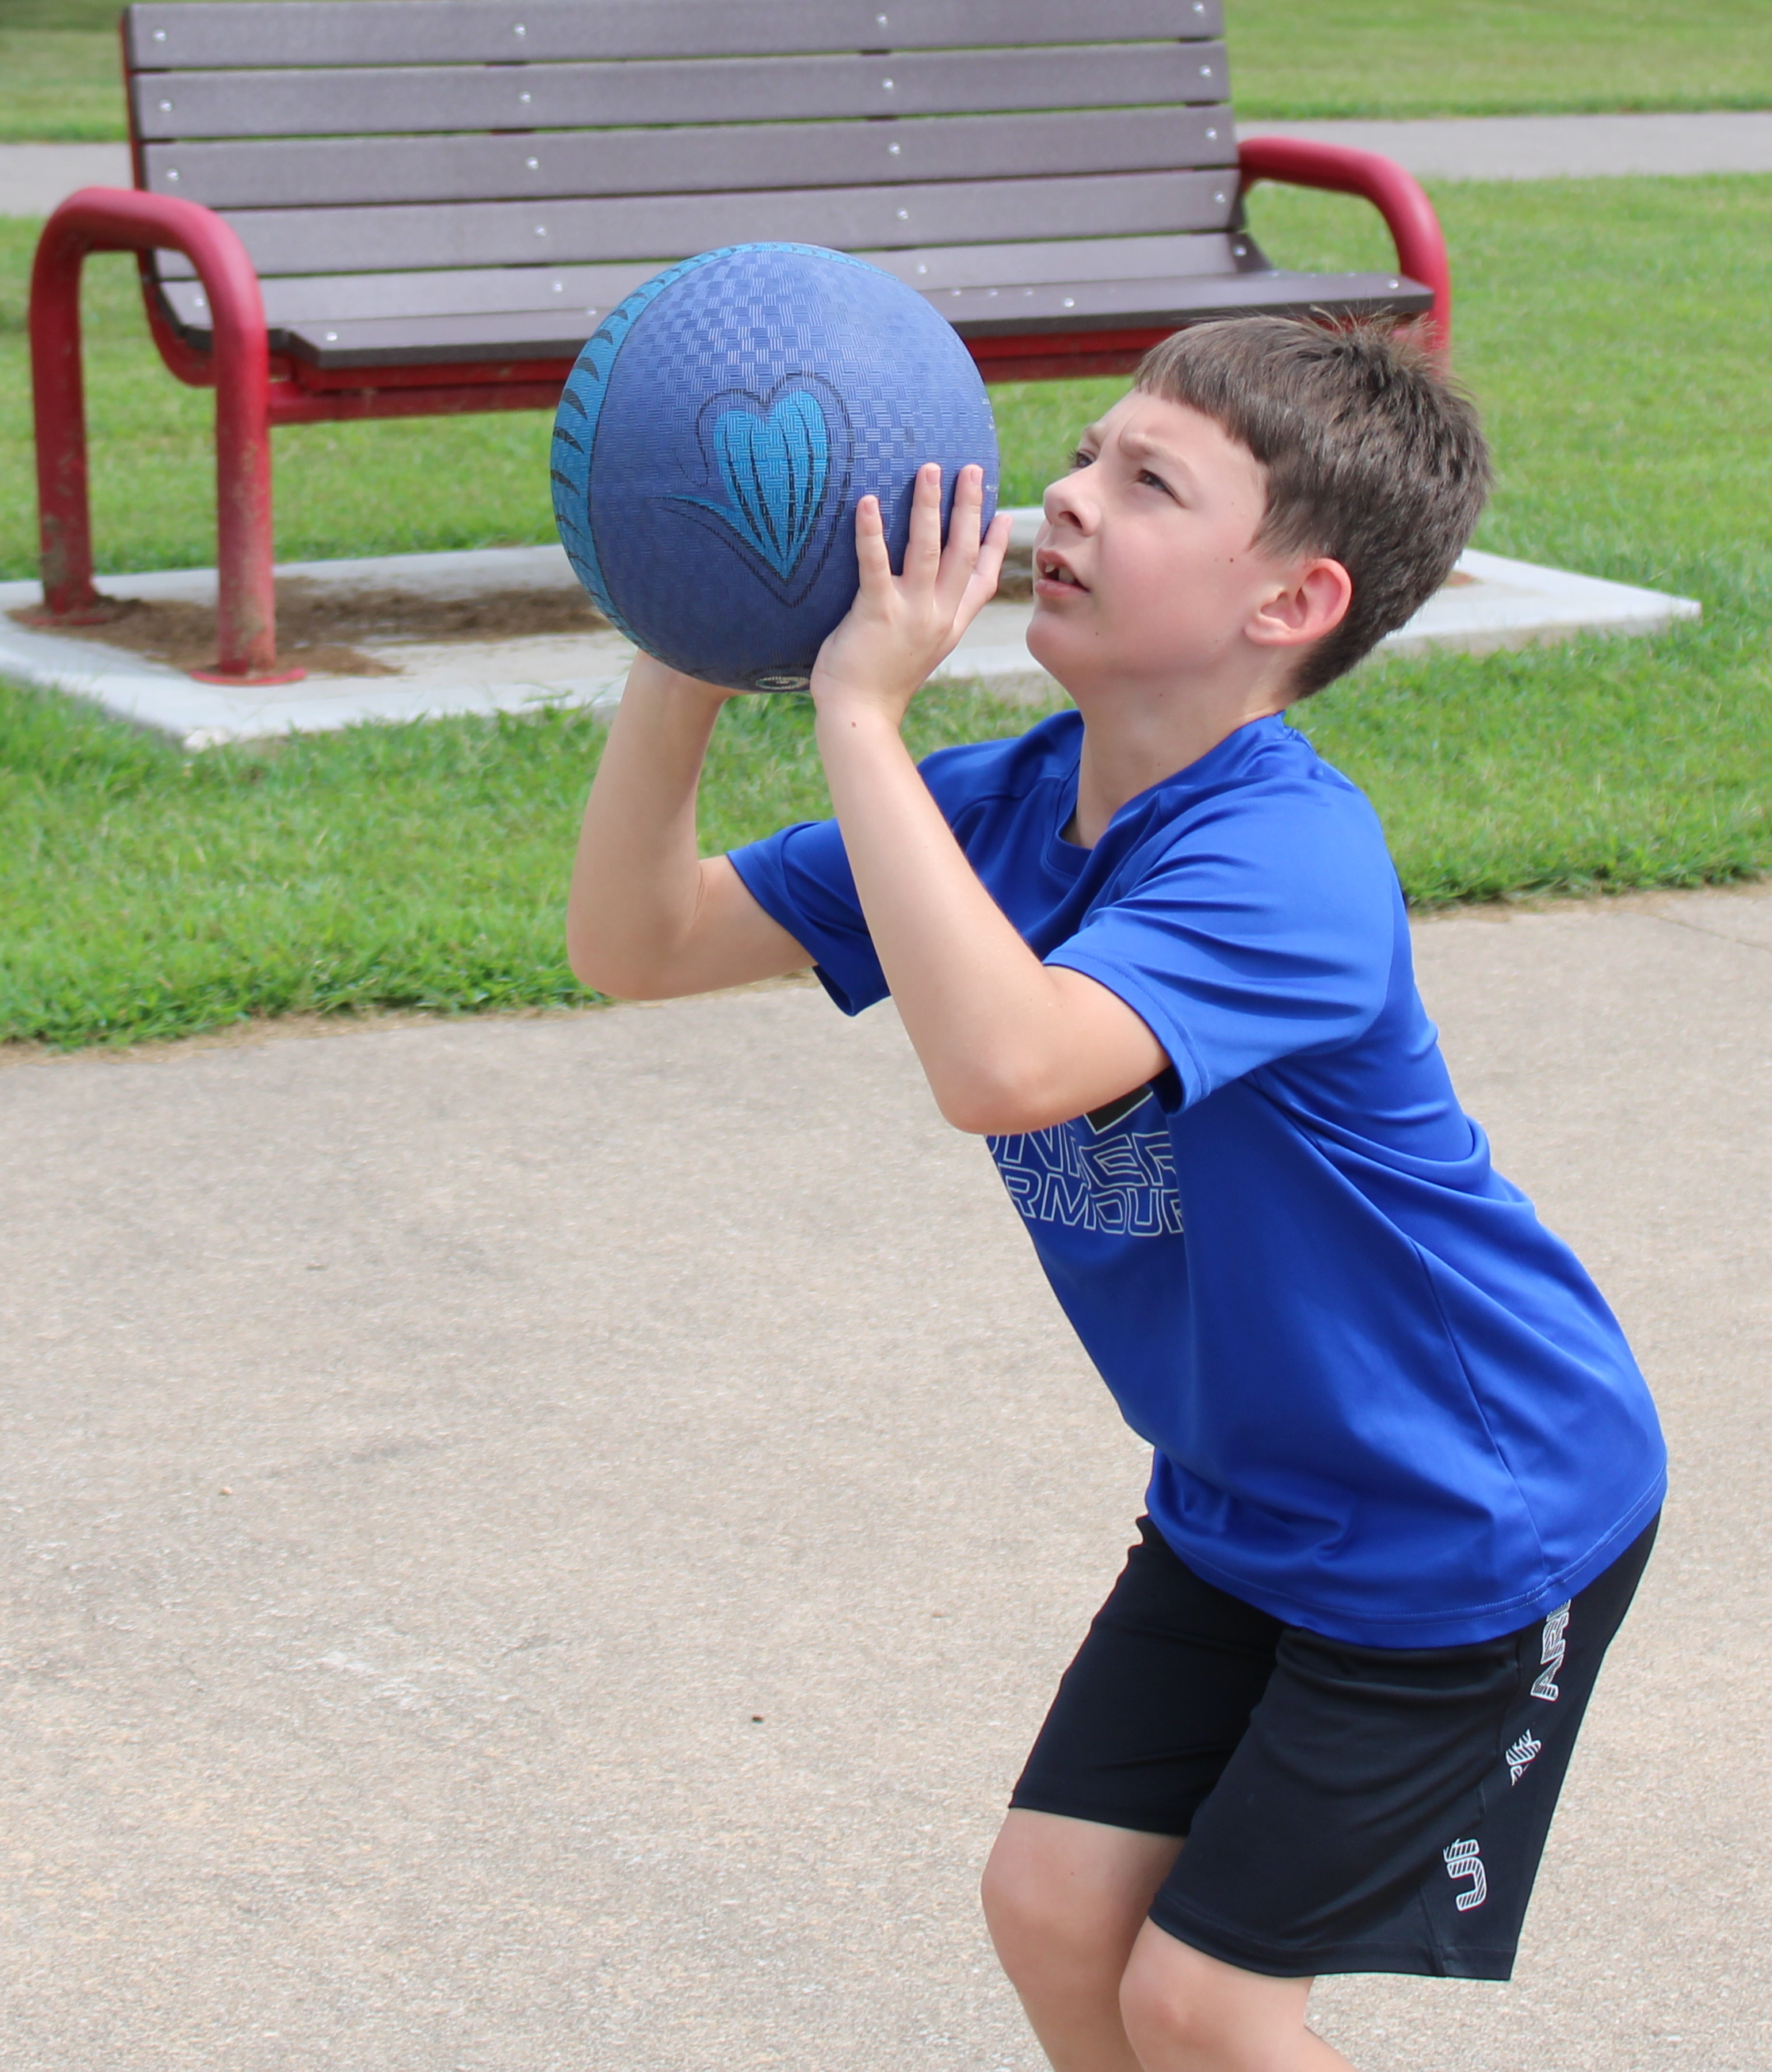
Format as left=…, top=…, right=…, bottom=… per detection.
left=29, top=186, right=294, bottom=681
left=1237, top=137, right=1452, bottom=356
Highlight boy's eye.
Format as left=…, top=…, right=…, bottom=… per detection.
left=1069, top=446, right=1096, bottom=471
left=1137, top=468, right=1175, bottom=498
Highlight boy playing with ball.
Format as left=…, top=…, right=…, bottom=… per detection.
left=567, top=318, right=1665, bottom=2071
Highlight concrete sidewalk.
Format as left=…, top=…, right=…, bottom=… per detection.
left=2, top=884, right=1769, bottom=2070
left=1238, top=109, right=1772, bottom=178
left=0, top=140, right=129, bottom=217
left=3, top=113, right=1770, bottom=218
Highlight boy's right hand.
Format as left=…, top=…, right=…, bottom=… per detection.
left=811, top=462, right=1010, bottom=733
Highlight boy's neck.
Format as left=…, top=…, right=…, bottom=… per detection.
left=1066, top=676, right=1297, bottom=848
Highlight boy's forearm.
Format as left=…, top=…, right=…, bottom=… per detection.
left=815, top=711, right=1164, bottom=1133
left=566, top=666, right=728, bottom=995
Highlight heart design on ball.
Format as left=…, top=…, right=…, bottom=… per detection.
left=675, top=376, right=853, bottom=602
left=712, top=391, right=829, bottom=578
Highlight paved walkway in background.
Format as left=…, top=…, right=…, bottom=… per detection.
left=2, top=113, right=1770, bottom=218
left=1238, top=109, right=1772, bottom=177
left=2, top=884, right=1770, bottom=2070
left=0, top=140, right=129, bottom=216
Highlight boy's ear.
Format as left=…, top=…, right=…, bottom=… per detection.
left=1247, top=557, right=1353, bottom=651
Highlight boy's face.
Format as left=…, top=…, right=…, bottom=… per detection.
left=1025, top=388, right=1316, bottom=700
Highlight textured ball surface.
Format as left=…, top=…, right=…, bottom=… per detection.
left=550, top=242, right=999, bottom=693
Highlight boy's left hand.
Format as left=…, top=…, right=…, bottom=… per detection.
left=811, top=462, right=1012, bottom=727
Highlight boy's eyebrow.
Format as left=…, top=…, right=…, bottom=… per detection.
left=1117, top=430, right=1177, bottom=465
left=1117, top=429, right=1201, bottom=490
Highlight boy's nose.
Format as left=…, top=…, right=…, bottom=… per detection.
left=1043, top=475, right=1096, bottom=532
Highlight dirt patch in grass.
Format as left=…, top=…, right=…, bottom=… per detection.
left=9, top=578, right=612, bottom=676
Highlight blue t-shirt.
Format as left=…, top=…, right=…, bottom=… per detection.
left=731, top=710, right=1666, bottom=1647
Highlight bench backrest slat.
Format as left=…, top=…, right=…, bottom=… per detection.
left=155, top=170, right=1235, bottom=277
left=132, top=43, right=1228, bottom=140
left=127, top=0, right=1224, bottom=70
left=141, top=106, right=1235, bottom=212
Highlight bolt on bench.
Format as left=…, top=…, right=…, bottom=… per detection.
left=29, top=0, right=1451, bottom=682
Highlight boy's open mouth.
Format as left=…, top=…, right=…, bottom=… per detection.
left=1036, top=555, right=1087, bottom=590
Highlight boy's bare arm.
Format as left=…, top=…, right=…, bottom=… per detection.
left=812, top=468, right=1167, bottom=1136
left=816, top=717, right=1166, bottom=1133
left=567, top=654, right=812, bottom=1000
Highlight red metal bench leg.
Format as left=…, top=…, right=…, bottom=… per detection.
left=1238, top=138, right=1453, bottom=357
left=29, top=215, right=104, bottom=623
left=197, top=300, right=283, bottom=684
left=27, top=188, right=301, bottom=684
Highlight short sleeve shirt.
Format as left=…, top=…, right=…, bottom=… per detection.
left=731, top=711, right=1666, bottom=1647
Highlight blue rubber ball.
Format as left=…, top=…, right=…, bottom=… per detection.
left=550, top=242, right=999, bottom=693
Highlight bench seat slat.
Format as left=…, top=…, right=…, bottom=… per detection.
left=152, top=169, right=1239, bottom=278
left=284, top=310, right=615, bottom=364
left=132, top=43, right=1230, bottom=139
left=128, top=0, right=1225, bottom=71
left=153, top=231, right=1258, bottom=334
left=141, top=105, right=1236, bottom=210
left=932, top=269, right=1431, bottom=338
left=166, top=262, right=664, bottom=329
left=163, top=267, right=1426, bottom=369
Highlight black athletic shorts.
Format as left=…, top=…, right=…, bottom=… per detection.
left=1010, top=1513, right=1657, bottom=1981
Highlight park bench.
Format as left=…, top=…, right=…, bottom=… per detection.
left=29, top=0, right=1451, bottom=681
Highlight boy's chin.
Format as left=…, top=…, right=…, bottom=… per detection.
left=1027, top=612, right=1106, bottom=697
left=1025, top=610, right=1081, bottom=672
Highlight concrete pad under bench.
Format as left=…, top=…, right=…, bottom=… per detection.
left=0, top=522, right=1698, bottom=752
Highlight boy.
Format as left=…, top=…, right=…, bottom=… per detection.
left=567, top=319, right=1665, bottom=2072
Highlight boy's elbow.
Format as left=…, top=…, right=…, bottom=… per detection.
left=568, top=947, right=621, bottom=998
left=564, top=882, right=680, bottom=998
left=566, top=925, right=666, bottom=1002
left=938, top=1094, right=1018, bottom=1137
left=931, top=1059, right=1063, bottom=1138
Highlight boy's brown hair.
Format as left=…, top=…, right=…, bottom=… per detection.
left=1136, top=317, right=1491, bottom=696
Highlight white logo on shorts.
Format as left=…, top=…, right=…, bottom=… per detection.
left=1443, top=1837, right=1487, bottom=1911
left=1506, top=1730, right=1543, bottom=1784
left=1531, top=1601, right=1571, bottom=1702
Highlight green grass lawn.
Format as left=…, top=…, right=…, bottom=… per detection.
left=0, top=681, right=1041, bottom=1047
left=0, top=0, right=1766, bottom=141
left=2, top=174, right=1770, bottom=1047
left=0, top=32, right=128, bottom=143
left=0, top=0, right=128, bottom=144
left=1229, top=1, right=1772, bottom=119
